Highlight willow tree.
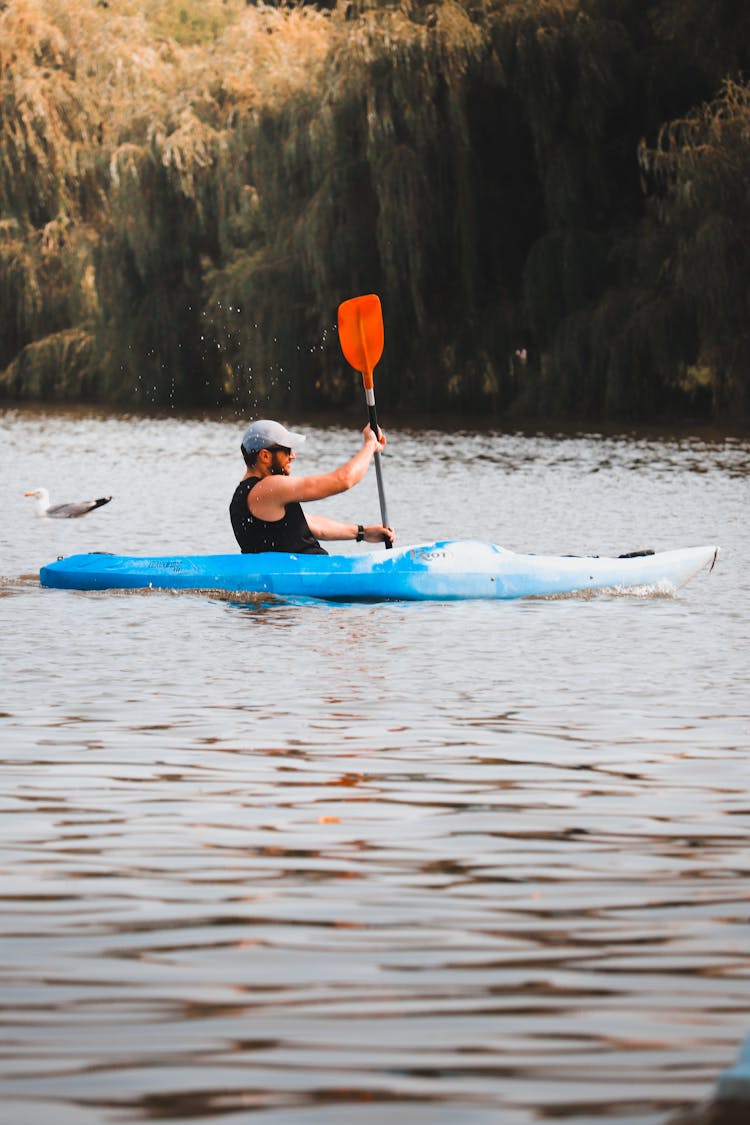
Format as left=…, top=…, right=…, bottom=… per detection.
left=198, top=3, right=342, bottom=412
left=0, top=0, right=104, bottom=396
left=505, top=0, right=747, bottom=420
left=649, top=0, right=750, bottom=90
left=0, top=0, right=239, bottom=405
left=497, top=2, right=637, bottom=416
left=639, top=79, right=750, bottom=417
left=202, top=0, right=508, bottom=415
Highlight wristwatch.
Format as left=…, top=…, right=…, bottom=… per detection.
left=356, top=524, right=365, bottom=542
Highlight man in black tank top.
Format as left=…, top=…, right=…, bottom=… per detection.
left=230, top=419, right=395, bottom=554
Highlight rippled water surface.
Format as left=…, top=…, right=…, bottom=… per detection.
left=1, top=408, right=749, bottom=1125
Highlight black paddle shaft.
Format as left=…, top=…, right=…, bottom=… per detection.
left=367, top=402, right=391, bottom=548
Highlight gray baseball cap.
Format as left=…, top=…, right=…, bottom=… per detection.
left=241, top=419, right=307, bottom=456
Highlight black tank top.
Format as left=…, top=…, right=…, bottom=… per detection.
left=229, top=477, right=327, bottom=554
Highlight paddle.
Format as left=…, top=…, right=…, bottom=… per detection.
left=337, top=293, right=391, bottom=548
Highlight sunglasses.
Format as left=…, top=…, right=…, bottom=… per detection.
left=266, top=445, right=292, bottom=456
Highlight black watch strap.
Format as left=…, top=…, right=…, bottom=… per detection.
left=356, top=524, right=365, bottom=542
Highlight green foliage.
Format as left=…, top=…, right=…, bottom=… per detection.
left=1, top=0, right=749, bottom=420
left=132, top=0, right=248, bottom=45
left=639, top=79, right=750, bottom=415
left=0, top=327, right=98, bottom=399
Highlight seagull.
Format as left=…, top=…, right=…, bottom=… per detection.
left=24, top=487, right=113, bottom=519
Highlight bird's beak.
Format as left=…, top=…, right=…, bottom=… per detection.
left=24, top=491, right=33, bottom=496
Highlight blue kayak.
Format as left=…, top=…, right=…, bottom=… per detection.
left=39, top=540, right=719, bottom=602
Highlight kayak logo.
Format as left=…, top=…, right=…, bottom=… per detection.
left=412, top=548, right=448, bottom=562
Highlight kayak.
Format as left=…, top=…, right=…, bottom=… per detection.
left=39, top=540, right=718, bottom=602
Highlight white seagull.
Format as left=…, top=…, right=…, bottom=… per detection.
left=24, top=487, right=113, bottom=519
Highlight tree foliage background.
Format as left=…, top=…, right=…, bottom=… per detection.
left=1, top=0, right=749, bottom=421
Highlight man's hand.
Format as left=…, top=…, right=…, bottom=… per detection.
left=363, top=424, right=386, bottom=452
left=364, top=524, right=394, bottom=546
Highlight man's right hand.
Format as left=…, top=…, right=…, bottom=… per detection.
left=363, top=424, right=386, bottom=452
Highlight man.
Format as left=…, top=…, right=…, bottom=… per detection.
left=229, top=419, right=395, bottom=554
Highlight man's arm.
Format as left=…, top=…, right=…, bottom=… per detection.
left=250, top=427, right=385, bottom=521
left=306, top=516, right=395, bottom=546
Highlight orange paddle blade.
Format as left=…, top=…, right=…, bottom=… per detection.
left=337, top=294, right=384, bottom=389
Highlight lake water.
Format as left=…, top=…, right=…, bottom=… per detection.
left=1, top=406, right=748, bottom=1125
